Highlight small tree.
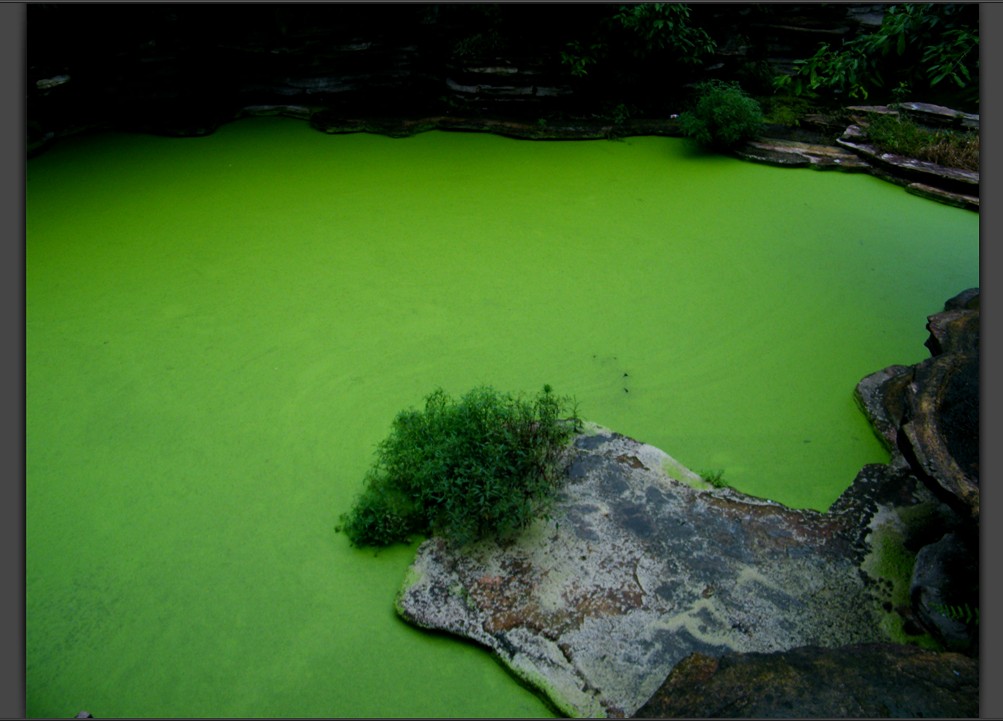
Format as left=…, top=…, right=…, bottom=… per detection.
left=339, top=385, right=581, bottom=548
left=678, top=80, right=764, bottom=150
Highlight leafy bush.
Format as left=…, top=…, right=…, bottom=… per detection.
left=611, top=3, right=716, bottom=63
left=678, top=80, right=764, bottom=150
left=560, top=3, right=716, bottom=78
left=774, top=4, right=979, bottom=104
left=866, top=112, right=979, bottom=171
left=339, top=385, right=582, bottom=548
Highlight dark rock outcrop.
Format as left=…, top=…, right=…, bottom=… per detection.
left=849, top=290, right=980, bottom=657
left=901, top=352, right=980, bottom=516
left=633, top=643, right=978, bottom=719
left=856, top=289, right=980, bottom=519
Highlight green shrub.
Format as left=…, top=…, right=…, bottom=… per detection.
left=339, top=385, right=582, bottom=548
left=678, top=80, right=764, bottom=150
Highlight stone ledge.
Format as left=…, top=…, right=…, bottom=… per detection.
left=737, top=138, right=870, bottom=171
left=837, top=129, right=979, bottom=194
left=308, top=111, right=683, bottom=140
left=395, top=427, right=922, bottom=718
left=905, top=182, right=979, bottom=211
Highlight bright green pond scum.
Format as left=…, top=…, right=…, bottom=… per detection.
left=26, top=117, right=978, bottom=718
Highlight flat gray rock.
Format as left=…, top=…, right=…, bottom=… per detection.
left=737, top=138, right=871, bottom=170
left=395, top=426, right=884, bottom=718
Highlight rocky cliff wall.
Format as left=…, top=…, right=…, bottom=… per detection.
left=27, top=4, right=887, bottom=145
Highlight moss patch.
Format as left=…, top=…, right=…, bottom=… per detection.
left=861, top=514, right=939, bottom=648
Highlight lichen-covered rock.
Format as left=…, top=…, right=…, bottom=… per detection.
left=632, top=643, right=978, bottom=718
left=396, top=427, right=885, bottom=718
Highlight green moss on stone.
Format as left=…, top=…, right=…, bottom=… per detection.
left=861, top=517, right=939, bottom=648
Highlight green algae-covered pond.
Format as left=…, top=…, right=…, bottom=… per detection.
left=26, top=117, right=978, bottom=718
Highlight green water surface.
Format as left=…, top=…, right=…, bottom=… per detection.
left=26, top=118, right=978, bottom=718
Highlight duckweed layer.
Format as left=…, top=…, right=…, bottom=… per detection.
left=26, top=118, right=978, bottom=718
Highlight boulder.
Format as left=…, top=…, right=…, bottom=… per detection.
left=829, top=463, right=959, bottom=556
left=855, top=290, right=979, bottom=518
left=632, top=643, right=978, bottom=718
left=828, top=462, right=966, bottom=649
left=900, top=353, right=979, bottom=518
